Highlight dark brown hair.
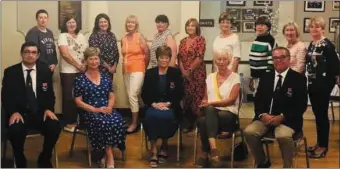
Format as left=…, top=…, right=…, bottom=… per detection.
left=60, top=15, right=80, bottom=34
left=92, top=13, right=112, bottom=33
left=35, top=9, right=48, bottom=19
left=156, top=45, right=172, bottom=59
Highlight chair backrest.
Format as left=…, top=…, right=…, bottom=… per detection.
left=235, top=74, right=244, bottom=127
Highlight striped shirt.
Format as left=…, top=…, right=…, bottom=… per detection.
left=249, top=34, right=276, bottom=78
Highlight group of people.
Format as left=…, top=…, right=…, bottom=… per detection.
left=1, top=8, right=340, bottom=168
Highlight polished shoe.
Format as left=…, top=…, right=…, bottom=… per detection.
left=196, top=157, right=209, bottom=168
left=37, top=153, right=53, bottom=168
left=256, top=159, right=271, bottom=168
left=308, top=148, right=328, bottom=158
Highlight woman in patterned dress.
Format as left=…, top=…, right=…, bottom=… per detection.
left=58, top=15, right=87, bottom=132
left=89, top=13, right=119, bottom=79
left=74, top=47, right=126, bottom=168
left=149, top=14, right=177, bottom=69
left=305, top=16, right=340, bottom=158
left=178, top=18, right=206, bottom=132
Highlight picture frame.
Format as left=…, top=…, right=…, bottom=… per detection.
left=58, top=1, right=82, bottom=30
left=253, top=1, right=273, bottom=6
left=329, top=17, right=340, bottom=33
left=231, top=21, right=241, bottom=33
left=226, top=9, right=241, bottom=20
left=242, top=21, right=256, bottom=33
left=303, top=18, right=311, bottom=33
left=242, top=9, right=258, bottom=20
left=304, top=1, right=325, bottom=12
left=333, top=1, right=340, bottom=11
left=226, top=1, right=246, bottom=7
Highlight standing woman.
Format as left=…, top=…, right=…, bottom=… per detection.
left=58, top=15, right=87, bottom=132
left=121, top=15, right=150, bottom=133
left=282, top=22, right=306, bottom=73
left=89, top=13, right=119, bottom=79
left=178, top=18, right=206, bottom=133
left=212, top=12, right=241, bottom=73
left=306, top=16, right=340, bottom=158
left=149, top=14, right=177, bottom=68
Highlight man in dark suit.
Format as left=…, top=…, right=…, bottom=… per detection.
left=1, top=42, right=61, bottom=168
left=244, top=47, right=308, bottom=168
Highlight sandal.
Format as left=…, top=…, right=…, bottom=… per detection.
left=308, top=147, right=328, bottom=158
left=149, top=158, right=159, bottom=168
left=307, top=144, right=319, bottom=152
left=158, top=146, right=169, bottom=163
left=209, top=149, right=222, bottom=168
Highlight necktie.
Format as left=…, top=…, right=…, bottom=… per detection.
left=271, top=75, right=282, bottom=115
left=26, top=69, right=38, bottom=115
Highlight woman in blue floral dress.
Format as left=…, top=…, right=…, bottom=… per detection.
left=74, top=47, right=125, bottom=168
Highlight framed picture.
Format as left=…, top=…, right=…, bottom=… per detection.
left=258, top=8, right=272, bottom=17
left=226, top=9, right=241, bottom=20
left=242, top=21, right=256, bottom=33
left=303, top=18, right=311, bottom=33
left=329, top=18, right=340, bottom=33
left=58, top=1, right=82, bottom=30
left=226, top=1, right=246, bottom=6
left=333, top=1, right=340, bottom=11
left=231, top=21, right=241, bottom=33
left=253, top=1, right=273, bottom=6
left=242, top=9, right=258, bottom=20
left=304, top=1, right=325, bottom=12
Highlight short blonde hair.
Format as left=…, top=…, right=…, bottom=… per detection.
left=309, top=16, right=325, bottom=30
left=84, top=47, right=100, bottom=60
left=125, top=15, right=139, bottom=32
left=282, top=22, right=301, bottom=38
left=214, top=48, right=233, bottom=65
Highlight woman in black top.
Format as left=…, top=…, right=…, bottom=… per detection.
left=306, top=16, right=340, bottom=158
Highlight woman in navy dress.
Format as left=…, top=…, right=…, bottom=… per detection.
left=74, top=47, right=125, bottom=168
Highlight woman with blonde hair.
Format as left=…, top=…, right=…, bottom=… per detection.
left=305, top=16, right=340, bottom=158
left=121, top=15, right=150, bottom=133
left=198, top=49, right=240, bottom=166
left=282, top=22, right=306, bottom=73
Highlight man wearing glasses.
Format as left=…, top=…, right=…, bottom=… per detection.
left=244, top=47, right=308, bottom=168
left=1, top=41, right=61, bottom=167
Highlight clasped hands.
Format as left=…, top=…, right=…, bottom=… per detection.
left=9, top=110, right=58, bottom=126
left=152, top=102, right=171, bottom=110
left=198, top=99, right=210, bottom=108
left=93, top=106, right=113, bottom=114
left=260, top=113, right=284, bottom=126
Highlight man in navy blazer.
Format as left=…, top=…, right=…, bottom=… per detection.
left=244, top=47, right=308, bottom=168
left=1, top=42, right=61, bottom=167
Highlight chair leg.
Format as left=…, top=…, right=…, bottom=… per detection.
left=180, top=126, right=183, bottom=150
left=331, top=102, right=335, bottom=124
left=122, top=151, right=126, bottom=161
left=230, top=132, right=236, bottom=168
left=13, top=156, right=16, bottom=168
left=264, top=142, right=271, bottom=163
left=193, top=127, right=198, bottom=165
left=303, top=137, right=310, bottom=168
left=86, top=135, right=92, bottom=167
left=54, top=146, right=59, bottom=168
left=69, top=127, right=78, bottom=157
left=293, top=141, right=299, bottom=168
left=176, top=126, right=180, bottom=162
left=140, top=123, right=143, bottom=160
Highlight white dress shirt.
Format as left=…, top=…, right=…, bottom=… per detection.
left=273, top=68, right=289, bottom=91
left=22, top=63, right=37, bottom=97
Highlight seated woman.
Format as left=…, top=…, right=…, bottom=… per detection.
left=198, top=50, right=240, bottom=166
left=141, top=45, right=184, bottom=168
left=73, top=47, right=126, bottom=168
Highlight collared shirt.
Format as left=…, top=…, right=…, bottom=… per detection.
left=22, top=63, right=37, bottom=97
left=273, top=68, right=289, bottom=91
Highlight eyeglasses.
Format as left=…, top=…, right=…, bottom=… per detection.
left=273, top=55, right=289, bottom=61
left=23, top=50, right=38, bottom=55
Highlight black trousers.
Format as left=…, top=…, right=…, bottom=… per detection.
left=198, top=106, right=237, bottom=153
left=8, top=114, right=61, bottom=167
left=308, top=79, right=335, bottom=148
left=60, top=73, right=80, bottom=125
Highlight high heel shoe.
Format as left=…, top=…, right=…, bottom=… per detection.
left=307, top=144, right=319, bottom=152
left=308, top=147, right=328, bottom=158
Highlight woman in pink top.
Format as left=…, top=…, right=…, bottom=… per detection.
left=121, top=15, right=150, bottom=133
left=282, top=22, right=306, bottom=74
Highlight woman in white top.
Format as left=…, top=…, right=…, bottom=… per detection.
left=58, top=15, right=87, bottom=132
left=212, top=12, right=241, bottom=73
left=282, top=22, right=306, bottom=74
left=198, top=49, right=240, bottom=165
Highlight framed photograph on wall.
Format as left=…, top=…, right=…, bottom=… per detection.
left=231, top=21, right=241, bottom=33
left=58, top=1, right=82, bottom=30
left=226, top=9, right=241, bottom=20
left=253, top=1, right=273, bottom=6
left=242, top=21, right=256, bottom=33
left=242, top=9, right=258, bottom=20
left=333, top=1, right=340, bottom=11
left=329, top=18, right=340, bottom=33
left=304, top=1, right=325, bottom=12
left=303, top=18, right=311, bottom=33
left=226, top=1, right=246, bottom=6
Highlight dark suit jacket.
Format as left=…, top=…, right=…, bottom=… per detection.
left=253, top=68, right=308, bottom=132
left=1, top=62, right=55, bottom=117
left=141, top=67, right=184, bottom=120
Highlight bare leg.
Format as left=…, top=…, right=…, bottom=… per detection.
left=105, top=146, right=114, bottom=167
left=127, top=112, right=139, bottom=132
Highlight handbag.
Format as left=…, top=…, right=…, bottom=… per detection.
left=213, top=72, right=249, bottom=161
